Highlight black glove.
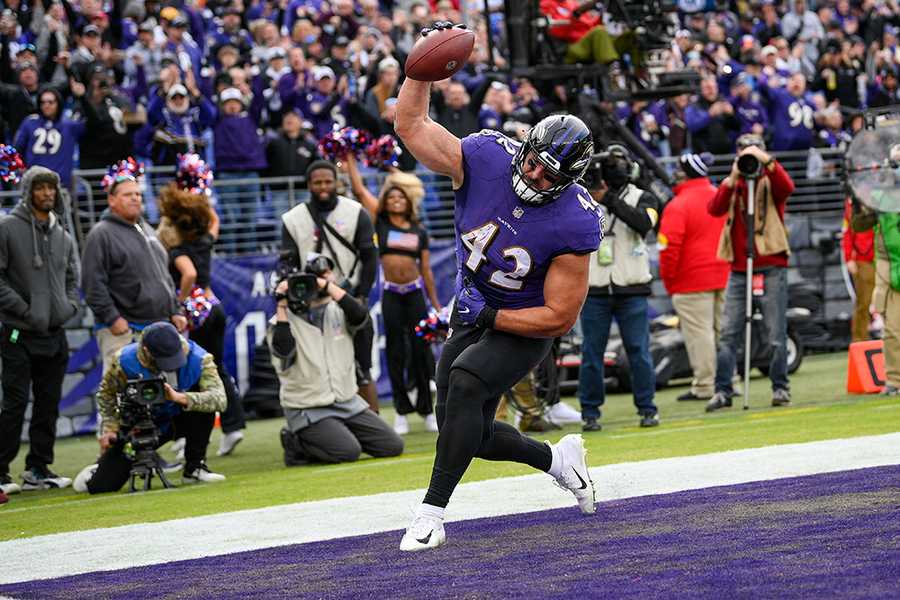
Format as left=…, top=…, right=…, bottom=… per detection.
left=421, top=21, right=466, bottom=37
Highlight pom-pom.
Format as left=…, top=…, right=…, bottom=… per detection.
left=181, top=287, right=220, bottom=330
left=414, top=306, right=451, bottom=344
left=102, top=157, right=144, bottom=192
left=0, top=144, right=25, bottom=184
left=317, top=127, right=374, bottom=163
left=364, top=135, right=402, bottom=169
left=175, top=153, right=214, bottom=196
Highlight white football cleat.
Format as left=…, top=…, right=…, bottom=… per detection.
left=182, top=463, right=226, bottom=484
left=217, top=430, right=244, bottom=457
left=549, top=434, right=596, bottom=514
left=545, top=401, right=583, bottom=424
left=424, top=413, right=439, bottom=433
left=393, top=414, right=409, bottom=435
left=399, top=515, right=446, bottom=552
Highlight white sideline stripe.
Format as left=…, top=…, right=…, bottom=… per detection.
left=1, top=433, right=899, bottom=585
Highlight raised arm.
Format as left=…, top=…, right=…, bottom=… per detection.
left=344, top=154, right=378, bottom=217
left=394, top=78, right=464, bottom=187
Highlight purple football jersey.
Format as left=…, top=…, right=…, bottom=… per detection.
left=454, top=130, right=603, bottom=310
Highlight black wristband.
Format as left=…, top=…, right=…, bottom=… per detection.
left=475, top=306, right=497, bottom=329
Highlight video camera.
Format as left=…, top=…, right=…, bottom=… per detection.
left=116, top=376, right=175, bottom=491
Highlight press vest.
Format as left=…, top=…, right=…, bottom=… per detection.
left=267, top=303, right=358, bottom=410
left=281, top=196, right=362, bottom=289
left=588, top=184, right=653, bottom=288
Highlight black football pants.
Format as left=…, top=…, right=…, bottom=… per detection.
left=423, top=313, right=554, bottom=508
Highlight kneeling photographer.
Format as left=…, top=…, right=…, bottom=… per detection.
left=76, top=322, right=227, bottom=493
left=272, top=254, right=403, bottom=465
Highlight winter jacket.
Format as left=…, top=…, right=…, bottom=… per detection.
left=0, top=167, right=79, bottom=334
left=658, top=177, right=729, bottom=295
left=842, top=198, right=874, bottom=264
left=81, top=212, right=180, bottom=327
left=213, top=113, right=268, bottom=172
left=265, top=133, right=317, bottom=179
left=708, top=161, right=794, bottom=272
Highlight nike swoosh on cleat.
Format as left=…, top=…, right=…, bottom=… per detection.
left=573, top=468, right=588, bottom=490
left=416, top=532, right=432, bottom=545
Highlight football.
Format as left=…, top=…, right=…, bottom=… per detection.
left=404, top=25, right=475, bottom=82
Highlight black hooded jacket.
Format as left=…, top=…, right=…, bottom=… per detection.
left=0, top=166, right=79, bottom=334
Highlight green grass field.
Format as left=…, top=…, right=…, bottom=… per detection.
left=1, top=352, right=898, bottom=542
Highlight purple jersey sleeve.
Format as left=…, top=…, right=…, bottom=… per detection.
left=554, top=184, right=604, bottom=256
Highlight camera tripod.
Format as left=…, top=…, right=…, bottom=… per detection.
left=128, top=448, right=175, bottom=492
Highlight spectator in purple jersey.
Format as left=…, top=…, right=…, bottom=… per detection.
left=760, top=71, right=817, bottom=151
left=394, top=22, right=602, bottom=553
left=729, top=72, right=767, bottom=138
left=813, top=106, right=852, bottom=151
left=477, top=80, right=513, bottom=132
left=868, top=66, right=900, bottom=107
left=14, top=87, right=84, bottom=187
left=617, top=100, right=670, bottom=158
left=686, top=76, right=740, bottom=154
left=299, top=66, right=349, bottom=139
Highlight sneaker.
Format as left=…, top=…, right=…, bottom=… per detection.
left=22, top=467, right=72, bottom=490
left=677, top=391, right=709, bottom=401
left=881, top=385, right=899, bottom=397
left=0, top=473, right=21, bottom=495
left=73, top=463, right=99, bottom=493
left=548, top=434, right=596, bottom=514
left=171, top=437, right=186, bottom=462
left=399, top=514, right=446, bottom=552
left=424, top=413, right=439, bottom=433
left=772, top=388, right=792, bottom=407
left=182, top=463, right=226, bottom=484
left=519, top=414, right=561, bottom=432
left=705, top=392, right=732, bottom=413
left=545, top=401, right=583, bottom=424
left=394, top=414, right=409, bottom=435
left=217, top=430, right=244, bottom=456
left=582, top=417, right=601, bottom=432
left=639, top=412, right=660, bottom=428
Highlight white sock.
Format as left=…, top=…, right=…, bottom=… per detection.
left=547, top=442, right=563, bottom=478
left=416, top=503, right=445, bottom=521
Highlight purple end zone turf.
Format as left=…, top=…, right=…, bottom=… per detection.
left=3, top=466, right=899, bottom=599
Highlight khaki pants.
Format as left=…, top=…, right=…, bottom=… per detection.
left=672, top=290, right=725, bottom=398
left=851, top=260, right=875, bottom=343
left=96, top=327, right=137, bottom=376
left=873, top=257, right=900, bottom=387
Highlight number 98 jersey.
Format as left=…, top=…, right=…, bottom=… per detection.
left=454, top=130, right=603, bottom=310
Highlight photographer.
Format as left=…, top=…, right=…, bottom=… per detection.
left=280, top=159, right=379, bottom=412
left=706, top=134, right=795, bottom=412
left=578, top=145, right=660, bottom=431
left=75, top=322, right=227, bottom=494
left=271, top=256, right=403, bottom=465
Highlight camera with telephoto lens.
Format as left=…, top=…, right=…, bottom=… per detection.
left=737, top=153, right=761, bottom=177
left=280, top=254, right=337, bottom=314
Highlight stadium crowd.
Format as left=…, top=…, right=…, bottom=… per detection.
left=0, top=0, right=898, bottom=504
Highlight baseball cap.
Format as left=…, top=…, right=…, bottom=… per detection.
left=167, top=83, right=189, bottom=98
left=141, top=322, right=186, bottom=371
left=760, top=45, right=777, bottom=57
left=220, top=87, right=243, bottom=103
left=313, top=65, right=335, bottom=81
left=82, top=24, right=101, bottom=36
left=731, top=71, right=752, bottom=88
left=171, top=14, right=189, bottom=28
left=268, top=46, right=287, bottom=60
left=16, top=61, right=37, bottom=73
left=138, top=20, right=155, bottom=33
left=378, top=57, right=399, bottom=72
left=333, top=35, right=350, bottom=47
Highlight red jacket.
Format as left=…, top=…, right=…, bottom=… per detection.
left=659, top=177, right=730, bottom=294
left=841, top=198, right=874, bottom=263
left=708, top=161, right=795, bottom=272
left=540, top=0, right=601, bottom=44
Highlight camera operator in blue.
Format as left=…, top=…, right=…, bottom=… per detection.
left=269, top=258, right=403, bottom=466
left=0, top=166, right=79, bottom=496
left=73, top=322, right=226, bottom=494
left=578, top=145, right=661, bottom=432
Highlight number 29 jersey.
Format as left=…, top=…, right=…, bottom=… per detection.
left=454, top=130, right=603, bottom=310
